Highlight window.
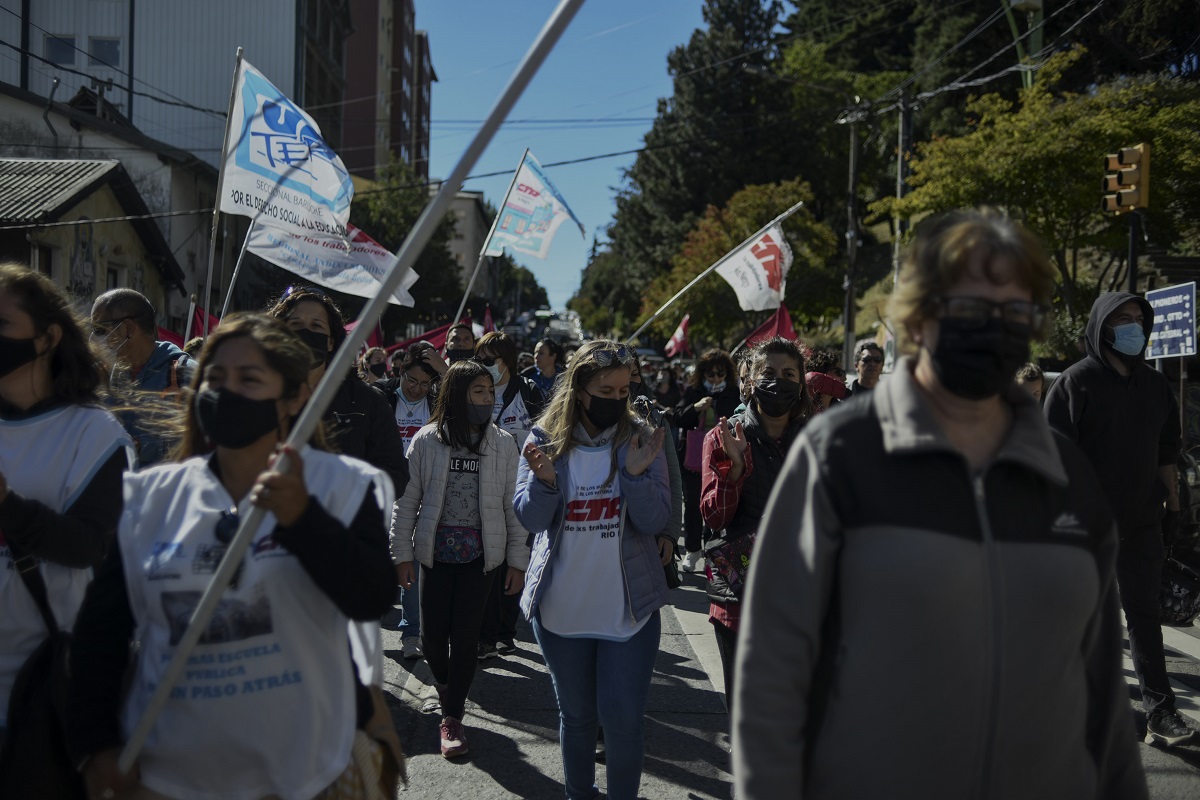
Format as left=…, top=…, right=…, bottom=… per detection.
left=35, top=244, right=53, bottom=277
left=88, top=37, right=121, bottom=68
left=106, top=265, right=123, bottom=290
left=45, top=35, right=75, bottom=66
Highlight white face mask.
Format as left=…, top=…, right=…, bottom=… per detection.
left=704, top=380, right=726, bottom=394
left=485, top=363, right=503, bottom=385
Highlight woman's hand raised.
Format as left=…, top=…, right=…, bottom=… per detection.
left=626, top=426, right=666, bottom=477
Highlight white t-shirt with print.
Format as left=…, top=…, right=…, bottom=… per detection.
left=539, top=442, right=648, bottom=641
left=394, top=391, right=431, bottom=456
left=0, top=405, right=133, bottom=726
left=118, top=448, right=392, bottom=800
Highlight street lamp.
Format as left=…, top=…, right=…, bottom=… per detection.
left=741, top=64, right=868, bottom=371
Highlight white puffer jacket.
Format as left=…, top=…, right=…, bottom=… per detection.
left=390, top=422, right=529, bottom=572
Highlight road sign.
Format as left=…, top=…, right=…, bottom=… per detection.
left=1147, top=281, right=1196, bottom=359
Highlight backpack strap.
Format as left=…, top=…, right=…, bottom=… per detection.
left=7, top=539, right=59, bottom=635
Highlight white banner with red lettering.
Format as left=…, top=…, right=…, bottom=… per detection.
left=714, top=224, right=793, bottom=311
left=247, top=224, right=418, bottom=306
left=665, top=314, right=690, bottom=358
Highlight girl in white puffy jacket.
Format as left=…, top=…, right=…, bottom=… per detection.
left=391, top=360, right=528, bottom=759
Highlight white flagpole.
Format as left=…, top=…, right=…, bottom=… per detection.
left=201, top=47, right=244, bottom=337
left=219, top=218, right=256, bottom=321
left=118, top=0, right=586, bottom=773
left=182, top=294, right=197, bottom=342
left=450, top=147, right=529, bottom=329
left=628, top=199, right=806, bottom=343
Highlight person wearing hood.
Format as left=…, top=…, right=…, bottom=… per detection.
left=735, top=209, right=1145, bottom=799
left=1045, top=290, right=1192, bottom=746
left=700, top=336, right=811, bottom=716
left=90, top=288, right=195, bottom=467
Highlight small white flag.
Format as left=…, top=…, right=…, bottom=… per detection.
left=715, top=225, right=793, bottom=311
left=220, top=58, right=354, bottom=239
left=247, top=224, right=418, bottom=306
left=484, top=151, right=584, bottom=260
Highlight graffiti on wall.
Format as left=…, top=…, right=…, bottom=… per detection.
left=68, top=218, right=96, bottom=300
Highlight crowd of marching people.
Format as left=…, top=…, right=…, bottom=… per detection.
left=0, top=206, right=1193, bottom=799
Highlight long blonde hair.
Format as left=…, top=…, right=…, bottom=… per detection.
left=538, top=339, right=645, bottom=486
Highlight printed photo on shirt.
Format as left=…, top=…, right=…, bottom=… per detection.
left=162, top=588, right=273, bottom=646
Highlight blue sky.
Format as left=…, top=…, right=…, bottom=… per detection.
left=417, top=0, right=706, bottom=310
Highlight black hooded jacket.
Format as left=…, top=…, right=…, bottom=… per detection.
left=1044, top=291, right=1180, bottom=545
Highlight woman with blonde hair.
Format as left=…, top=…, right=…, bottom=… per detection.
left=735, top=209, right=1145, bottom=799
left=516, top=340, right=669, bottom=800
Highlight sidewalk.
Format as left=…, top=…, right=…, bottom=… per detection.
left=378, top=575, right=732, bottom=799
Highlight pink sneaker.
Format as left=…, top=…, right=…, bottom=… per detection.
left=440, top=716, right=469, bottom=759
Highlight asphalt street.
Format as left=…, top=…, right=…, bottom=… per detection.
left=380, top=571, right=1200, bottom=799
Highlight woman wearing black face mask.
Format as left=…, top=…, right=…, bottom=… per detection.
left=66, top=314, right=400, bottom=800
left=391, top=360, right=528, bottom=759
left=515, top=340, right=670, bottom=800
left=734, top=210, right=1145, bottom=800
left=360, top=346, right=388, bottom=386
left=268, top=288, right=408, bottom=498
left=699, top=336, right=811, bottom=717
left=0, top=265, right=131, bottom=790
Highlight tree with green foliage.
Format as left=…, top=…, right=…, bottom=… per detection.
left=872, top=50, right=1200, bottom=350
left=638, top=179, right=839, bottom=350
left=349, top=158, right=463, bottom=333
left=608, top=0, right=799, bottom=287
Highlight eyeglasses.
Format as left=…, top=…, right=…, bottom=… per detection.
left=90, top=314, right=136, bottom=338
left=705, top=369, right=727, bottom=378
left=402, top=371, right=433, bottom=391
left=934, top=296, right=1047, bottom=332
left=592, top=344, right=633, bottom=367
left=858, top=356, right=883, bottom=365
left=472, top=355, right=497, bottom=367
left=214, top=507, right=245, bottom=590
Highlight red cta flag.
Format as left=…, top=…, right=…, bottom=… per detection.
left=665, top=314, right=691, bottom=358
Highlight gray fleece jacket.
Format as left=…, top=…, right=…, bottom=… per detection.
left=734, top=358, right=1145, bottom=800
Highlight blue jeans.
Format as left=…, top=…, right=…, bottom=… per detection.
left=533, top=611, right=661, bottom=800
left=401, top=566, right=420, bottom=640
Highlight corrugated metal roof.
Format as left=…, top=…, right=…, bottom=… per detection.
left=0, top=159, right=119, bottom=223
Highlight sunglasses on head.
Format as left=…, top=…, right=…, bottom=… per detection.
left=592, top=344, right=633, bottom=367
left=283, top=284, right=332, bottom=300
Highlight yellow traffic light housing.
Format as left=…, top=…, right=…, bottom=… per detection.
left=1102, top=143, right=1150, bottom=213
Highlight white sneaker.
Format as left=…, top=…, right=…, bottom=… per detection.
left=681, top=550, right=703, bottom=573
left=402, top=638, right=423, bottom=660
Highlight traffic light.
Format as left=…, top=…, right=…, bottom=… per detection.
left=1102, top=143, right=1150, bottom=213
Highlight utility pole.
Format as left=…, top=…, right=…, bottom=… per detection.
left=839, top=99, right=868, bottom=373
left=892, top=89, right=912, bottom=287
left=1003, top=0, right=1046, bottom=89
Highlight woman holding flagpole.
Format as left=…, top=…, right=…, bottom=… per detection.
left=66, top=314, right=398, bottom=800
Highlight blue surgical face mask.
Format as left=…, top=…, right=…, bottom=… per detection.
left=1109, top=322, right=1146, bottom=356
left=704, top=380, right=726, bottom=394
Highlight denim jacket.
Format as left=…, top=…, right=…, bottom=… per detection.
left=515, top=425, right=670, bottom=623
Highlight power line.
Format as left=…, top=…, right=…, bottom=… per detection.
left=0, top=207, right=210, bottom=231
left=875, top=6, right=1008, bottom=102
left=2, top=6, right=227, bottom=117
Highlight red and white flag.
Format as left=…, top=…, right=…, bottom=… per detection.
left=744, top=306, right=797, bottom=348
left=665, top=314, right=691, bottom=358
left=483, top=305, right=496, bottom=334
left=715, top=224, right=793, bottom=311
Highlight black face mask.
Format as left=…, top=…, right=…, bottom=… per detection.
left=753, top=378, right=801, bottom=418
left=930, top=317, right=1030, bottom=401
left=467, top=402, right=493, bottom=426
left=295, top=328, right=330, bottom=368
left=0, top=334, right=39, bottom=380
left=196, top=387, right=282, bottom=449
left=446, top=348, right=474, bottom=364
left=582, top=393, right=627, bottom=430
left=368, top=362, right=387, bottom=378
